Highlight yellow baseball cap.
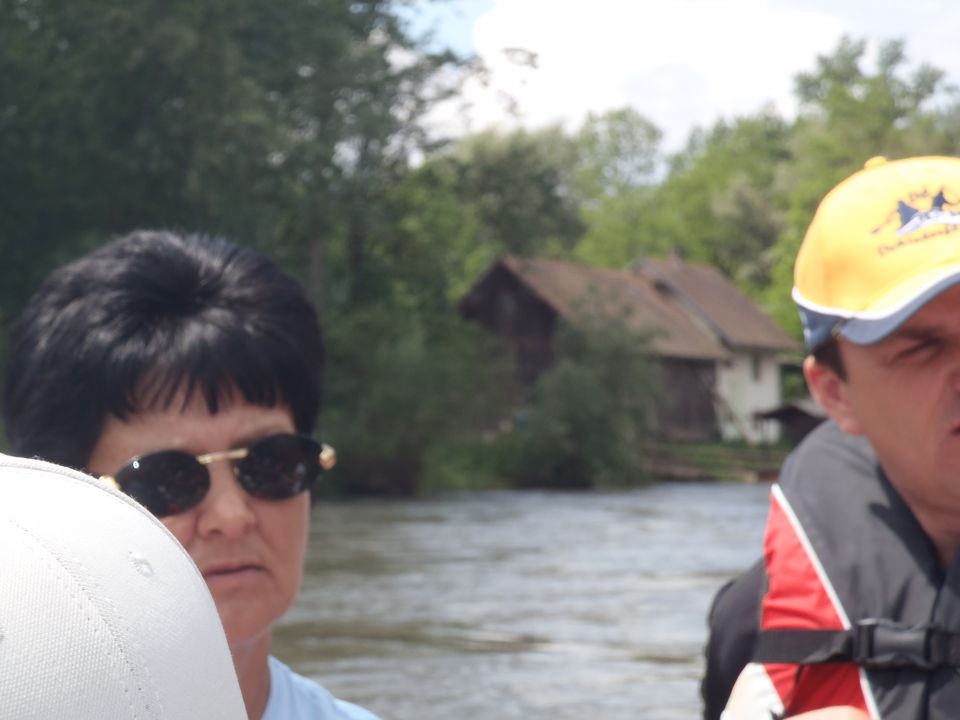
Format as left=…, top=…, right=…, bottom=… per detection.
left=794, top=155, right=960, bottom=349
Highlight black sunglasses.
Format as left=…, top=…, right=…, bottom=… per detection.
left=100, top=433, right=335, bottom=518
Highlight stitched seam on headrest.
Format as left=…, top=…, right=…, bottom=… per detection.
left=5, top=518, right=163, bottom=718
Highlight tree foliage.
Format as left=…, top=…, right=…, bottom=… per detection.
left=572, top=108, right=664, bottom=267
left=0, top=0, right=463, bottom=315
left=495, top=321, right=658, bottom=489
left=648, top=110, right=792, bottom=294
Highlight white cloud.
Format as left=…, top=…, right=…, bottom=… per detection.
left=429, top=0, right=849, bottom=151
left=424, top=0, right=960, bottom=156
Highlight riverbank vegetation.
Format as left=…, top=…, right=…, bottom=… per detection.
left=2, top=2, right=958, bottom=493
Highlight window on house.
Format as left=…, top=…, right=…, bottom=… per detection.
left=751, top=354, right=762, bottom=382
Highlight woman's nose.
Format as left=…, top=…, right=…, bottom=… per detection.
left=195, top=461, right=256, bottom=538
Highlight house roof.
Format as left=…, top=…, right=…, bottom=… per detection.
left=463, top=255, right=731, bottom=361
left=636, top=257, right=800, bottom=352
left=754, top=396, right=828, bottom=421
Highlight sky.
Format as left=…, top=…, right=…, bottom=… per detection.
left=415, top=0, right=960, bottom=153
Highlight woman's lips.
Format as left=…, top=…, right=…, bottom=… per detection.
left=202, top=563, right=264, bottom=581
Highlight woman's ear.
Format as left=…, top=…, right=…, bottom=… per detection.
left=803, top=355, right=863, bottom=435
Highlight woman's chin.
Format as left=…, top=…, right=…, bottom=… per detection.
left=220, top=612, right=275, bottom=654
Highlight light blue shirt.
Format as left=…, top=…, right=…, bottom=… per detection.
left=261, top=656, right=381, bottom=720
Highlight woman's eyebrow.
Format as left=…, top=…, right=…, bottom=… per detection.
left=231, top=424, right=293, bottom=449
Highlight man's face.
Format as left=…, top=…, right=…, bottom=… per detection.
left=808, top=284, right=960, bottom=519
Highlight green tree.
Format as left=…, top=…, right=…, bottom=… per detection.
left=574, top=107, right=662, bottom=198
left=572, top=108, right=665, bottom=267
left=321, top=307, right=515, bottom=494
left=0, top=0, right=464, bottom=316
left=403, top=126, right=586, bottom=297
left=646, top=109, right=792, bottom=298
left=497, top=320, right=658, bottom=489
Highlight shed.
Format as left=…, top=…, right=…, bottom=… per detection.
left=753, top=396, right=828, bottom=447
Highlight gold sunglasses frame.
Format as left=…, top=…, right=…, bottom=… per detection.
left=100, top=440, right=336, bottom=491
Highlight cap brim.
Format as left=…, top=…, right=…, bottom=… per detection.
left=838, top=272, right=960, bottom=344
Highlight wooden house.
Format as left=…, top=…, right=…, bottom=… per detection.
left=458, top=254, right=800, bottom=443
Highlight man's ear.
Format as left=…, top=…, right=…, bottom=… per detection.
left=803, top=355, right=863, bottom=435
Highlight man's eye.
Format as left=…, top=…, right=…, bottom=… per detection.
left=893, top=339, right=940, bottom=361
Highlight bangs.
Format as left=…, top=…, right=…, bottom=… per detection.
left=102, top=312, right=313, bottom=428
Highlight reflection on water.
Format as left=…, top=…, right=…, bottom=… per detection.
left=273, top=482, right=770, bottom=719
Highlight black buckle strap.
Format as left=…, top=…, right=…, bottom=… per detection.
left=928, top=625, right=960, bottom=666
left=756, top=620, right=960, bottom=671
left=854, top=619, right=933, bottom=670
left=755, top=628, right=852, bottom=664
left=753, top=629, right=853, bottom=665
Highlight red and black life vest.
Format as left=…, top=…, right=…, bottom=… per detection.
left=753, top=421, right=960, bottom=719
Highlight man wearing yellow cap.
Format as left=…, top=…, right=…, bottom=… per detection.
left=703, top=156, right=960, bottom=720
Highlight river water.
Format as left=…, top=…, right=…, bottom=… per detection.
left=273, top=482, right=771, bottom=719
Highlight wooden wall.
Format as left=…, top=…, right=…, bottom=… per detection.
left=461, top=266, right=557, bottom=385
left=654, top=359, right=719, bottom=441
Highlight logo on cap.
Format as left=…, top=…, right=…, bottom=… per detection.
left=873, top=188, right=960, bottom=235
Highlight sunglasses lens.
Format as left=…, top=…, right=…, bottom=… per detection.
left=115, top=451, right=209, bottom=517
left=236, top=434, right=322, bottom=500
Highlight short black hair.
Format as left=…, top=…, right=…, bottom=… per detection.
left=3, top=230, right=324, bottom=470
left=812, top=338, right=846, bottom=381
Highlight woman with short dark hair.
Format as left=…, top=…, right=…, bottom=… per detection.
left=4, top=230, right=379, bottom=720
